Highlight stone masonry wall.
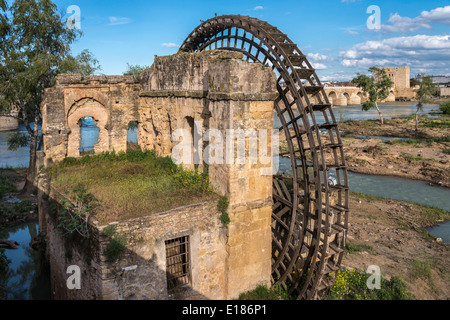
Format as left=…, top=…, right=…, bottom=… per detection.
left=40, top=50, right=277, bottom=300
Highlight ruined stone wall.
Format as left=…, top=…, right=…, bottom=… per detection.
left=38, top=173, right=225, bottom=300
left=139, top=52, right=277, bottom=298
left=42, top=75, right=141, bottom=165
left=40, top=50, right=277, bottom=300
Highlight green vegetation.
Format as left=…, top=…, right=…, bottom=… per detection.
left=410, top=258, right=433, bottom=282
left=325, top=268, right=414, bottom=300
left=414, top=75, right=436, bottom=131
left=0, top=0, right=100, bottom=194
left=57, top=186, right=100, bottom=239
left=0, top=173, right=17, bottom=198
left=352, top=67, right=394, bottom=125
left=0, top=170, right=37, bottom=225
left=345, top=242, right=373, bottom=254
left=101, top=225, right=117, bottom=237
left=218, top=196, right=230, bottom=226
left=105, top=234, right=127, bottom=262
left=123, top=63, right=149, bottom=80
left=350, top=191, right=384, bottom=203
left=418, top=205, right=450, bottom=226
left=420, top=117, right=450, bottom=129
left=385, top=135, right=450, bottom=147
left=439, top=100, right=450, bottom=115
left=238, top=284, right=291, bottom=300
left=48, top=149, right=217, bottom=223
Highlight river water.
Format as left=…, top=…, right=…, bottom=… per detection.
left=2, top=222, right=51, bottom=300
left=0, top=103, right=448, bottom=300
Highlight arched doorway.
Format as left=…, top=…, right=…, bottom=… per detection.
left=79, top=116, right=100, bottom=155
left=67, top=98, right=109, bottom=158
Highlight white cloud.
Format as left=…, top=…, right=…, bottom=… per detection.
left=108, top=16, right=132, bottom=26
left=311, top=63, right=327, bottom=70
left=254, top=6, right=264, bottom=10
left=345, top=30, right=359, bottom=35
left=380, top=5, right=450, bottom=33
left=307, top=53, right=329, bottom=62
left=161, top=43, right=180, bottom=48
left=339, top=34, right=450, bottom=73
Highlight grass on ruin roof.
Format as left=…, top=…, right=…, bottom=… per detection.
left=48, top=149, right=218, bottom=224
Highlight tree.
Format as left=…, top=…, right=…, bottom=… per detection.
left=414, top=75, right=436, bottom=132
left=352, top=67, right=394, bottom=125
left=0, top=0, right=100, bottom=194
left=123, top=63, right=149, bottom=76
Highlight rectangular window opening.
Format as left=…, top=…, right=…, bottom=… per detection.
left=165, top=236, right=191, bottom=294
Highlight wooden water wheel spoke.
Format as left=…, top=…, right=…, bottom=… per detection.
left=180, top=15, right=349, bottom=299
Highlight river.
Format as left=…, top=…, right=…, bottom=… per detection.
left=1, top=222, right=51, bottom=300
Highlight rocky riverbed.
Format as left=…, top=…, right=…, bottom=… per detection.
left=339, top=114, right=449, bottom=187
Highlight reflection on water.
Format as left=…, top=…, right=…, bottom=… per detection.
left=0, top=124, right=35, bottom=168
left=3, top=221, right=51, bottom=300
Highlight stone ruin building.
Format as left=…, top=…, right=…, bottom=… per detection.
left=37, top=15, right=350, bottom=300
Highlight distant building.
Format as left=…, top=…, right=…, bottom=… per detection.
left=380, top=67, right=415, bottom=101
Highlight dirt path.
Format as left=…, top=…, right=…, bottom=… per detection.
left=343, top=193, right=449, bottom=300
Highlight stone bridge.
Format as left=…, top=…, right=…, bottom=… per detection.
left=323, top=86, right=395, bottom=106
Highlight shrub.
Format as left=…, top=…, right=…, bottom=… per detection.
left=439, top=101, right=450, bottom=114
left=105, top=234, right=127, bottom=262
left=326, top=268, right=414, bottom=300
left=217, top=196, right=230, bottom=226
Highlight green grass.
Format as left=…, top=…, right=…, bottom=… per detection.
left=421, top=118, right=450, bottom=129
left=418, top=205, right=450, bottom=226
left=238, top=284, right=291, bottom=300
left=350, top=191, right=385, bottom=203
left=48, top=149, right=218, bottom=224
left=345, top=242, right=373, bottom=254
left=0, top=172, right=17, bottom=198
left=385, top=135, right=450, bottom=147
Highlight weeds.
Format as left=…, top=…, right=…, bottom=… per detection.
left=238, top=284, right=291, bottom=300
left=48, top=149, right=217, bottom=223
left=325, top=268, right=414, bottom=300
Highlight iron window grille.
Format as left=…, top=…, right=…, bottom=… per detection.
left=165, top=236, right=191, bottom=293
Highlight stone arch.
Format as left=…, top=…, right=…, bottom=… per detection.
left=348, top=93, right=361, bottom=105
left=328, top=91, right=337, bottom=104
left=66, top=98, right=110, bottom=158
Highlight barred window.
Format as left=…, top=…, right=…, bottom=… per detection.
left=165, top=236, right=191, bottom=293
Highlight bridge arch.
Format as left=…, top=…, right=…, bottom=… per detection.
left=328, top=91, right=337, bottom=105
left=180, top=15, right=349, bottom=299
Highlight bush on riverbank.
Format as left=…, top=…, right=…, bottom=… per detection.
left=324, top=268, right=415, bottom=300
left=439, top=101, right=450, bottom=115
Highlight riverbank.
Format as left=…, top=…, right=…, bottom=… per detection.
left=343, top=192, right=449, bottom=300
left=339, top=114, right=449, bottom=187
left=0, top=169, right=38, bottom=229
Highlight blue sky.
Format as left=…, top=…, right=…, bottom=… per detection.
left=53, top=0, right=450, bottom=80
